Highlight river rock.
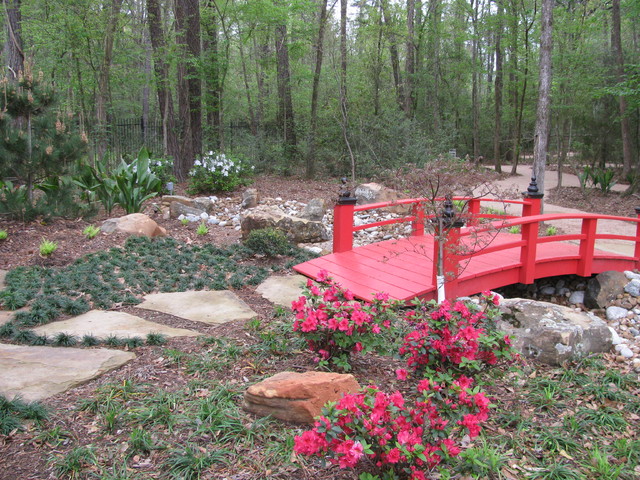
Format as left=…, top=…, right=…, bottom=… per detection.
left=243, top=371, right=360, bottom=424
left=101, top=213, right=166, bottom=237
left=498, top=298, right=612, bottom=365
left=584, top=271, right=629, bottom=309
left=606, top=306, right=629, bottom=322
left=568, top=291, right=585, bottom=305
left=624, top=279, right=640, bottom=297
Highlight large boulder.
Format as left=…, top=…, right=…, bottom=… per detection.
left=241, top=188, right=259, bottom=209
left=584, top=271, right=628, bottom=309
left=300, top=198, right=327, bottom=222
left=243, top=371, right=361, bottom=424
left=498, top=298, right=612, bottom=365
left=162, top=195, right=218, bottom=218
left=241, top=206, right=329, bottom=243
left=355, top=183, right=409, bottom=214
left=101, top=213, right=166, bottom=237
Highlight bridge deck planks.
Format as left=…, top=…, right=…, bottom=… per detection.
left=293, top=232, right=637, bottom=302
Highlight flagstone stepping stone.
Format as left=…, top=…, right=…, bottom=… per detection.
left=32, top=310, right=199, bottom=339
left=0, top=310, right=13, bottom=327
left=0, top=343, right=135, bottom=402
left=256, top=275, right=307, bottom=308
left=137, top=290, right=257, bottom=325
left=0, top=269, right=7, bottom=291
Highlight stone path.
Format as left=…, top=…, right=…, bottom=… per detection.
left=486, top=164, right=637, bottom=257
left=32, top=310, right=200, bottom=340
left=0, top=344, right=136, bottom=402
left=0, top=278, right=305, bottom=402
left=137, top=290, right=257, bottom=324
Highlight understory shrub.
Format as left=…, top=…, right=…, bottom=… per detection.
left=292, top=275, right=516, bottom=478
left=399, top=295, right=515, bottom=377
left=291, top=271, right=400, bottom=370
left=244, top=228, right=292, bottom=257
left=187, top=151, right=253, bottom=194
left=294, top=375, right=491, bottom=479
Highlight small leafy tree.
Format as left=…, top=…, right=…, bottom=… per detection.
left=0, top=66, right=87, bottom=204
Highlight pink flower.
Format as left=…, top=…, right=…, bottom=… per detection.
left=395, top=368, right=408, bottom=381
left=353, top=342, right=363, bottom=352
left=317, top=269, right=330, bottom=282
left=294, top=430, right=327, bottom=455
left=386, top=447, right=402, bottom=464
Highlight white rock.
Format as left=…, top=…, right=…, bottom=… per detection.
left=609, top=327, right=625, bottom=345
left=606, top=306, right=629, bottom=322
left=569, top=291, right=585, bottom=305
left=178, top=214, right=185, bottom=220
left=219, top=221, right=227, bottom=227
left=619, top=347, right=634, bottom=358
left=304, top=246, right=323, bottom=255
left=207, top=218, right=220, bottom=225
left=625, top=270, right=640, bottom=280
left=200, top=212, right=209, bottom=220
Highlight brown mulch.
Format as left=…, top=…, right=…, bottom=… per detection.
left=0, top=173, right=635, bottom=480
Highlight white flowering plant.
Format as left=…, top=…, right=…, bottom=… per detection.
left=149, top=156, right=176, bottom=191
left=187, top=151, right=253, bottom=194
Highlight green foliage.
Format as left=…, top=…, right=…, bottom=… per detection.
left=0, top=68, right=87, bottom=207
left=163, top=443, right=230, bottom=480
left=187, top=151, right=253, bottom=194
left=51, top=445, right=97, bottom=478
left=111, top=149, right=161, bottom=213
left=0, top=230, right=7, bottom=240
left=146, top=332, right=167, bottom=346
left=244, top=228, right=292, bottom=257
left=545, top=225, right=558, bottom=236
left=148, top=155, right=176, bottom=192
left=0, top=394, right=48, bottom=434
left=39, top=238, right=58, bottom=256
left=83, top=225, right=100, bottom=239
left=195, top=222, right=209, bottom=236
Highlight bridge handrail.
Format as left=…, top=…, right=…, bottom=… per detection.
left=451, top=212, right=640, bottom=284
left=335, top=196, right=528, bottom=252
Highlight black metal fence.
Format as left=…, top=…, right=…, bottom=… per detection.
left=91, top=118, right=164, bottom=164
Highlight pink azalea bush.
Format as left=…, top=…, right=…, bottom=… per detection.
left=291, top=271, right=399, bottom=370
left=294, top=375, right=491, bottom=479
left=399, top=294, right=515, bottom=377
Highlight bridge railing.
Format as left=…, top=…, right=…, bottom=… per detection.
left=333, top=195, right=531, bottom=253
left=451, top=211, right=640, bottom=285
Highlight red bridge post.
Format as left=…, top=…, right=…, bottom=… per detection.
left=467, top=198, right=481, bottom=226
left=433, top=197, right=465, bottom=302
left=577, top=218, right=597, bottom=276
left=411, top=201, right=425, bottom=236
left=635, top=207, right=640, bottom=269
left=333, top=179, right=357, bottom=253
left=519, top=177, right=544, bottom=284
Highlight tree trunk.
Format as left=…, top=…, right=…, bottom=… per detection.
left=3, top=0, right=24, bottom=78
left=174, top=0, right=202, bottom=178
left=493, top=0, right=504, bottom=172
left=306, top=0, right=329, bottom=178
left=275, top=11, right=297, bottom=170
left=202, top=1, right=224, bottom=149
left=381, top=0, right=403, bottom=110
left=471, top=0, right=480, bottom=163
left=612, top=0, right=633, bottom=177
left=532, top=0, right=553, bottom=199
left=95, top=0, right=124, bottom=161
left=404, top=0, right=416, bottom=117
left=146, top=0, right=179, bottom=171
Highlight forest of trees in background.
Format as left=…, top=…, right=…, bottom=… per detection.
left=2, top=0, right=639, bottom=181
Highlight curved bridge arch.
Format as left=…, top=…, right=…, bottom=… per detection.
left=294, top=195, right=640, bottom=302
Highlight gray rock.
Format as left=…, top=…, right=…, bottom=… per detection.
left=606, top=306, right=629, bottom=322
left=170, top=201, right=205, bottom=219
left=584, top=271, right=629, bottom=309
left=629, top=327, right=639, bottom=336
left=540, top=286, right=556, bottom=296
left=192, top=197, right=218, bottom=214
left=241, top=189, right=259, bottom=209
left=624, top=279, right=640, bottom=297
left=354, top=183, right=409, bottom=214
left=241, top=206, right=329, bottom=244
left=568, top=291, right=585, bottom=305
left=300, top=198, right=327, bottom=222
left=498, top=298, right=612, bottom=365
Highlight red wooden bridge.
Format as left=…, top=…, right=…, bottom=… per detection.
left=294, top=187, right=640, bottom=302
